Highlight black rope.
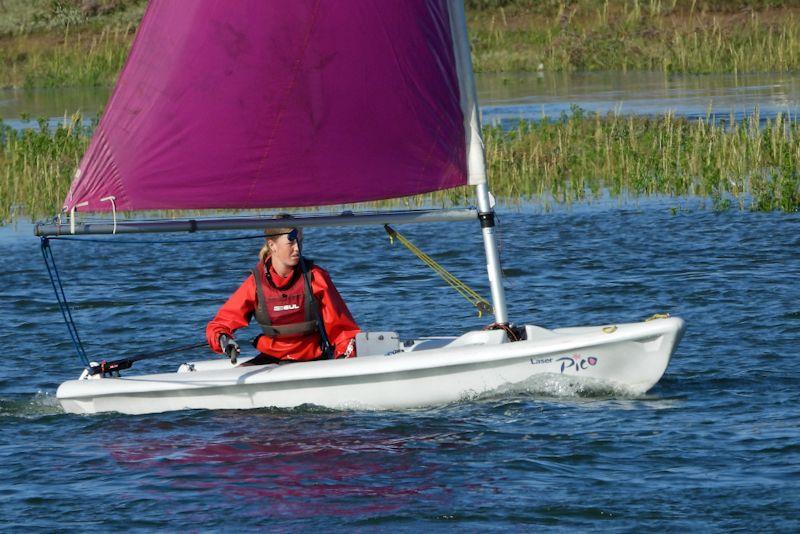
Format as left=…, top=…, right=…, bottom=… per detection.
left=40, top=237, right=90, bottom=367
left=89, top=341, right=208, bottom=376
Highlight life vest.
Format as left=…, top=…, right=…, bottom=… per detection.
left=251, top=258, right=319, bottom=339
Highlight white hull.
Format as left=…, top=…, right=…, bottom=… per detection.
left=57, top=317, right=684, bottom=415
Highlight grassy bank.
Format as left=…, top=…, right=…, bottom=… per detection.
left=1, top=25, right=134, bottom=88
left=3, top=1, right=800, bottom=89
left=468, top=0, right=800, bottom=73
left=3, top=111, right=798, bottom=222
left=0, top=0, right=143, bottom=88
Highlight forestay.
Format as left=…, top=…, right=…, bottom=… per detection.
left=63, top=0, right=486, bottom=213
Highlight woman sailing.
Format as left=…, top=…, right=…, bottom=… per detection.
left=206, top=225, right=360, bottom=364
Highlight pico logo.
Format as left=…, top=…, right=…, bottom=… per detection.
left=557, top=354, right=598, bottom=373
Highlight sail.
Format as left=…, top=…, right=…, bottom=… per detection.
left=63, top=0, right=486, bottom=213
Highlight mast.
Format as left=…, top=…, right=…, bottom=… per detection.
left=448, top=0, right=509, bottom=324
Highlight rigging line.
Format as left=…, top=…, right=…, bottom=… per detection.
left=46, top=234, right=265, bottom=245
left=40, top=238, right=90, bottom=367
left=383, top=225, right=492, bottom=316
left=41, top=239, right=89, bottom=366
left=386, top=226, right=487, bottom=305
left=89, top=341, right=209, bottom=376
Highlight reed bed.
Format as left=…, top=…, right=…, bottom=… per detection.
left=412, top=109, right=800, bottom=213
left=0, top=115, right=90, bottom=222
left=1, top=110, right=798, bottom=223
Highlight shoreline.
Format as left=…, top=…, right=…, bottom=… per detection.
left=2, top=1, right=800, bottom=89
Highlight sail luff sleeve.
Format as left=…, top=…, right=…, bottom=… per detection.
left=447, top=0, right=487, bottom=187
left=63, top=0, right=470, bottom=213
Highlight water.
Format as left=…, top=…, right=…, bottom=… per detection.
left=3, top=72, right=799, bottom=130
left=0, top=86, right=108, bottom=131
left=2, top=203, right=799, bottom=529
left=477, top=71, right=800, bottom=127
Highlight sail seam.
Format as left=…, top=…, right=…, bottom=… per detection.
left=245, top=0, right=322, bottom=205
left=417, top=119, right=446, bottom=193
left=97, top=126, right=128, bottom=210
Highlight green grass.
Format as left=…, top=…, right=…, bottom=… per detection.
left=412, top=108, right=799, bottom=213
left=475, top=109, right=800, bottom=212
left=1, top=25, right=135, bottom=88
left=0, top=0, right=143, bottom=88
left=0, top=0, right=145, bottom=36
left=3, top=1, right=800, bottom=88
left=468, top=0, right=800, bottom=73
left=0, top=114, right=90, bottom=222
left=3, top=110, right=798, bottom=223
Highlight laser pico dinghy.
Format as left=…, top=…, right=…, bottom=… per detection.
left=36, top=0, right=684, bottom=415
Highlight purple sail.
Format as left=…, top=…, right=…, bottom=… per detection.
left=64, top=0, right=471, bottom=212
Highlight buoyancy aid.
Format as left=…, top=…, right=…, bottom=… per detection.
left=251, top=258, right=319, bottom=338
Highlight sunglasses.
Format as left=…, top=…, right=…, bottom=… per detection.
left=265, top=228, right=300, bottom=242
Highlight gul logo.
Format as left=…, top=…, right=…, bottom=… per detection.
left=557, top=354, right=598, bottom=373
left=273, top=304, right=300, bottom=312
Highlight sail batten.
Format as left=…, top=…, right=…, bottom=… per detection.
left=65, top=0, right=479, bottom=214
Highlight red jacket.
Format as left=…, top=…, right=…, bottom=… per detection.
left=206, top=261, right=360, bottom=361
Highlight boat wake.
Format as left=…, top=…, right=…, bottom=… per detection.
left=480, top=373, right=642, bottom=400
left=0, top=391, right=64, bottom=418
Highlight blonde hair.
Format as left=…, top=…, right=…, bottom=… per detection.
left=258, top=226, right=296, bottom=261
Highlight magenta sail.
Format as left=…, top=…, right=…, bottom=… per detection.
left=64, top=0, right=471, bottom=213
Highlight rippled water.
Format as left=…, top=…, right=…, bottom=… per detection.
left=1, top=202, right=798, bottom=529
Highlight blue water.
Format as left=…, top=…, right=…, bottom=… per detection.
left=1, top=203, right=798, bottom=529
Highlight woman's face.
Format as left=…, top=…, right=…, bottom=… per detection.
left=268, top=231, right=302, bottom=271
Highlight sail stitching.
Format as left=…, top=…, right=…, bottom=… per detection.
left=417, top=119, right=447, bottom=194
left=78, top=125, right=127, bottom=211
left=245, top=0, right=322, bottom=205
left=371, top=1, right=461, bottom=196
left=100, top=128, right=128, bottom=210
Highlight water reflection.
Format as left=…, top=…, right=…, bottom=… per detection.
left=100, top=411, right=451, bottom=518
left=2, top=72, right=799, bottom=130
left=478, top=71, right=800, bottom=126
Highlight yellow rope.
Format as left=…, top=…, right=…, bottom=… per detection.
left=384, top=225, right=492, bottom=317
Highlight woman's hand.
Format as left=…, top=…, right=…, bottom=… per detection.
left=219, top=334, right=241, bottom=364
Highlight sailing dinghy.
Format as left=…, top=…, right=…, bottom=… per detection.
left=36, top=0, right=684, bottom=415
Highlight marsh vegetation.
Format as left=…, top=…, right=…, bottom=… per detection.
left=1, top=1, right=797, bottom=220
left=3, top=110, right=798, bottom=222
left=0, top=115, right=90, bottom=221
